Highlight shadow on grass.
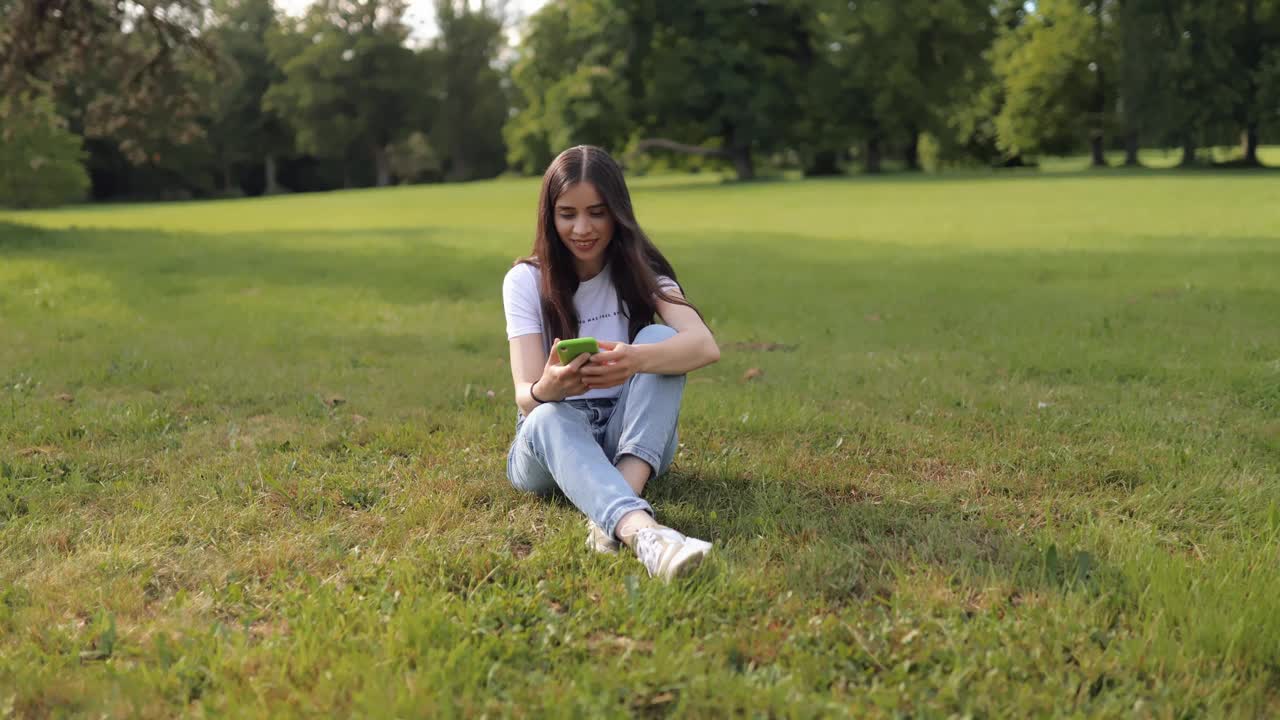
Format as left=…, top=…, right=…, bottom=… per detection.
left=647, top=466, right=1120, bottom=609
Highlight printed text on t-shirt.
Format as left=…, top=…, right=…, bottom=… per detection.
left=580, top=310, right=621, bottom=325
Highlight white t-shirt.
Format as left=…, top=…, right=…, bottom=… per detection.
left=502, top=262, right=678, bottom=400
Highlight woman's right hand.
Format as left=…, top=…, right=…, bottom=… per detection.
left=533, top=338, right=590, bottom=401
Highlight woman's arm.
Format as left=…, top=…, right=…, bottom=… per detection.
left=509, top=334, right=590, bottom=416
left=509, top=334, right=546, bottom=417
left=581, top=290, right=720, bottom=388
left=635, top=294, right=720, bottom=374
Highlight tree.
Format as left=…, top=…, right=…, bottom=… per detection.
left=1114, top=0, right=1157, bottom=165
left=1227, top=0, right=1280, bottom=165
left=629, top=0, right=815, bottom=180
left=505, top=0, right=635, bottom=175
left=266, top=0, right=423, bottom=187
left=1, top=0, right=212, bottom=165
left=925, top=1, right=1033, bottom=169
left=804, top=0, right=997, bottom=173
left=433, top=0, right=509, bottom=181
left=0, top=92, right=89, bottom=208
left=1109, top=1, right=1235, bottom=167
left=387, top=131, right=442, bottom=183
left=993, top=0, right=1117, bottom=166
left=1259, top=43, right=1280, bottom=152
left=206, top=0, right=293, bottom=194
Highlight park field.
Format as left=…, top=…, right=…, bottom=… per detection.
left=2, top=170, right=1279, bottom=717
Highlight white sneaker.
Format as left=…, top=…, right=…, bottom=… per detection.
left=633, top=527, right=712, bottom=582
left=586, top=520, right=620, bottom=554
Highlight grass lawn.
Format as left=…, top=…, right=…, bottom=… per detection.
left=2, top=170, right=1279, bottom=717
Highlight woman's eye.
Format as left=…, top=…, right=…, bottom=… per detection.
left=589, top=211, right=606, bottom=218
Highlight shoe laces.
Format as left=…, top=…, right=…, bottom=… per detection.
left=636, top=527, right=683, bottom=571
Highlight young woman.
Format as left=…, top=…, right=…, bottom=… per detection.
left=502, top=145, right=720, bottom=581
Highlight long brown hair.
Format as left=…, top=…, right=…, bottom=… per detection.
left=516, top=145, right=700, bottom=344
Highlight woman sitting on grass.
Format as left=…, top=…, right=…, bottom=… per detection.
left=502, top=145, right=721, bottom=581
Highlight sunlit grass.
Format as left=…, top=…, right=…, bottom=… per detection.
left=2, top=168, right=1279, bottom=716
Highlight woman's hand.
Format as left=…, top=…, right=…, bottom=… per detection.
left=533, top=338, right=590, bottom=401
left=581, top=340, right=641, bottom=390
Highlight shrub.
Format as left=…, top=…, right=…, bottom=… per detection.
left=0, top=92, right=90, bottom=208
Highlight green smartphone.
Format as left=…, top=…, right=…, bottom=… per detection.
left=556, top=337, right=599, bottom=364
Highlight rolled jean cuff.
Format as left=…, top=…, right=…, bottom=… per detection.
left=613, top=443, right=663, bottom=474
left=601, top=496, right=653, bottom=540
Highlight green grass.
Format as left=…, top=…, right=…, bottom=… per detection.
left=2, top=170, right=1279, bottom=717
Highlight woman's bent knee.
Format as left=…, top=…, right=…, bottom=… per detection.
left=521, top=401, right=579, bottom=437
left=634, top=324, right=678, bottom=345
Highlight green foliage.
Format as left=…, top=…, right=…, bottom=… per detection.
left=993, top=0, right=1113, bottom=158
left=7, top=0, right=1280, bottom=201
left=1260, top=46, right=1280, bottom=134
left=0, top=93, right=89, bottom=208
left=1116, top=1, right=1240, bottom=152
left=808, top=0, right=996, bottom=169
left=1237, top=0, right=1280, bottom=141
left=505, top=0, right=634, bottom=174
left=1, top=0, right=211, bottom=165
left=387, top=131, right=442, bottom=183
left=635, top=0, right=814, bottom=178
left=266, top=0, right=423, bottom=186
left=206, top=0, right=293, bottom=193
left=432, top=0, right=509, bottom=181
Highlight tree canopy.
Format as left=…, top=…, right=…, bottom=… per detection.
left=2, top=0, right=1276, bottom=205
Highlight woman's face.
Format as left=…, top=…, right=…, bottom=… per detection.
left=554, top=181, right=614, bottom=278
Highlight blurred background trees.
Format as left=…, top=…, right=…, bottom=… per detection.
left=2, top=0, right=1277, bottom=206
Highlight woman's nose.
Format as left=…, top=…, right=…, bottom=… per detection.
left=573, top=216, right=590, bottom=236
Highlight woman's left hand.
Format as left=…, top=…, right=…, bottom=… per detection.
left=580, top=341, right=640, bottom=389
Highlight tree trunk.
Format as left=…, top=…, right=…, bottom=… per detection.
left=446, top=151, right=472, bottom=182
left=1000, top=153, right=1031, bottom=168
left=1241, top=125, right=1260, bottom=166
left=864, top=137, right=882, bottom=174
left=1089, top=134, right=1107, bottom=168
left=903, top=129, right=921, bottom=171
left=264, top=153, right=280, bottom=194
left=221, top=161, right=234, bottom=192
left=1123, top=131, right=1140, bottom=167
left=373, top=144, right=391, bottom=187
left=1180, top=137, right=1196, bottom=167
left=804, top=149, right=841, bottom=177
left=1239, top=0, right=1260, bottom=167
left=725, top=121, right=754, bottom=181
left=1089, top=1, right=1108, bottom=169
left=729, top=146, right=754, bottom=180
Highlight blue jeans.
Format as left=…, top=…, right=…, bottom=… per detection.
left=506, top=325, right=686, bottom=540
